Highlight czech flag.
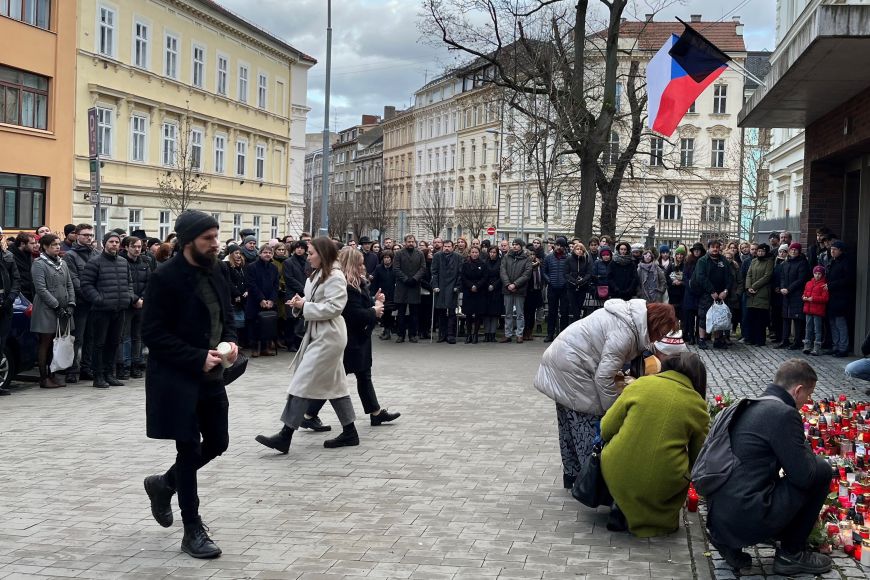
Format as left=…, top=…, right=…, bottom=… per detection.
left=647, top=23, right=731, bottom=136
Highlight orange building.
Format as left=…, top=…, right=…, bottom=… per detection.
left=0, top=0, right=76, bottom=234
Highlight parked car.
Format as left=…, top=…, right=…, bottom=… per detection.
left=0, top=295, right=38, bottom=390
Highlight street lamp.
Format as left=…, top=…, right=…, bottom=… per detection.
left=318, top=0, right=333, bottom=238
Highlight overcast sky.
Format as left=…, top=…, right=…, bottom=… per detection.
left=220, top=0, right=776, bottom=136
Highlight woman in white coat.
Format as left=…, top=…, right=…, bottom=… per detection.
left=533, top=299, right=677, bottom=489
left=255, top=237, right=358, bottom=452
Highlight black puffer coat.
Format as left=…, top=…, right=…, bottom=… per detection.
left=9, top=244, right=34, bottom=301
left=81, top=251, right=133, bottom=312
left=779, top=254, right=809, bottom=319
left=484, top=256, right=503, bottom=317
left=123, top=252, right=151, bottom=302
left=825, top=255, right=852, bottom=318
left=283, top=253, right=308, bottom=298
left=64, top=243, right=97, bottom=304
left=609, top=255, right=638, bottom=300
left=460, top=257, right=487, bottom=316
left=342, top=284, right=376, bottom=375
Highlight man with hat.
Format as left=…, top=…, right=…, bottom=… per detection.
left=768, top=231, right=781, bottom=249
left=542, top=236, right=571, bottom=342
left=80, top=231, right=133, bottom=388
left=142, top=210, right=238, bottom=559
left=61, top=224, right=77, bottom=253
left=825, top=240, right=853, bottom=356
left=359, top=236, right=378, bottom=279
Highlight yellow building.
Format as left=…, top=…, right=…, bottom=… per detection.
left=382, top=108, right=415, bottom=239
left=74, top=0, right=315, bottom=242
left=0, top=0, right=77, bottom=233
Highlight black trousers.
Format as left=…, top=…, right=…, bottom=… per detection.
left=546, top=286, right=570, bottom=337
left=71, top=302, right=93, bottom=373
left=782, top=316, right=805, bottom=346
left=744, top=307, right=769, bottom=345
left=396, top=303, right=419, bottom=338
left=89, top=310, right=123, bottom=376
left=419, top=295, right=432, bottom=336
left=568, top=288, right=587, bottom=323
left=681, top=307, right=698, bottom=343
left=307, top=367, right=380, bottom=416
left=164, top=387, right=229, bottom=525
left=524, top=288, right=543, bottom=333
left=436, top=308, right=456, bottom=340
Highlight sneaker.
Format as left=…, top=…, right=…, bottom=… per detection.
left=698, top=339, right=709, bottom=350
left=772, top=549, right=832, bottom=576
left=711, top=540, right=752, bottom=570
left=181, top=518, right=222, bottom=559
left=300, top=416, right=331, bottom=432
left=371, top=409, right=401, bottom=426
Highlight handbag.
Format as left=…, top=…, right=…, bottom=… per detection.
left=571, top=440, right=612, bottom=508
left=223, top=352, right=249, bottom=386
left=50, top=318, right=75, bottom=372
left=596, top=285, right=610, bottom=300
left=256, top=309, right=278, bottom=342
left=705, top=299, right=732, bottom=333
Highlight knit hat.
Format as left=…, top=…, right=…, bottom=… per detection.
left=243, top=235, right=257, bottom=245
left=659, top=245, right=670, bottom=254
left=691, top=242, right=705, bottom=253
left=512, top=238, right=524, bottom=246
left=599, top=246, right=612, bottom=257
left=630, top=243, right=643, bottom=252
left=103, top=231, right=121, bottom=244
left=555, top=236, right=569, bottom=248
left=674, top=246, right=687, bottom=256
left=226, top=243, right=240, bottom=255
left=831, top=240, right=846, bottom=250
left=655, top=330, right=687, bottom=356
left=174, top=210, right=220, bottom=247
left=789, top=242, right=802, bottom=252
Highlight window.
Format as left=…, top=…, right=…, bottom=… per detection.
left=192, top=44, right=205, bottom=88
left=649, top=136, right=664, bottom=167
left=190, top=128, right=202, bottom=169
left=711, top=138, right=726, bottom=168
left=97, top=107, right=113, bottom=157
left=275, top=80, right=285, bottom=114
left=614, top=83, right=623, bottom=110
left=133, top=20, right=149, bottom=69
left=523, top=195, right=531, bottom=219
left=128, top=208, right=142, bottom=233
left=270, top=216, right=278, bottom=239
left=679, top=138, right=694, bottom=167
left=0, top=173, right=46, bottom=229
left=214, top=135, right=225, bottom=173
left=505, top=195, right=512, bottom=221
left=162, top=122, right=177, bottom=166
left=713, top=85, right=727, bottom=114
left=232, top=213, right=241, bottom=240
left=252, top=215, right=260, bottom=240
left=2, top=0, right=50, bottom=29
left=130, top=115, right=147, bottom=162
left=257, top=73, right=267, bottom=109
left=216, top=55, right=228, bottom=96
left=236, top=140, right=247, bottom=176
left=554, top=192, right=563, bottom=219
left=93, top=206, right=108, bottom=229
left=687, top=100, right=696, bottom=114
left=210, top=212, right=220, bottom=224
left=657, top=195, right=682, bottom=220
left=702, top=196, right=729, bottom=222
left=0, top=65, right=49, bottom=130
left=98, top=5, right=115, bottom=57
left=238, top=65, right=248, bottom=103
left=164, top=33, right=178, bottom=79
left=471, top=142, right=476, bottom=167
left=482, top=141, right=488, bottom=166
left=158, top=210, right=170, bottom=240
left=607, top=131, right=620, bottom=165
left=255, top=144, right=265, bottom=180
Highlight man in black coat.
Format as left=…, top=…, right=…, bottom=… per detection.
left=706, top=359, right=833, bottom=576
left=282, top=241, right=309, bottom=352
left=392, top=234, right=426, bottom=343
left=81, top=231, right=133, bottom=388
left=119, top=236, right=151, bottom=379
left=63, top=224, right=98, bottom=383
left=0, top=235, right=21, bottom=396
left=430, top=240, right=463, bottom=344
left=142, top=210, right=238, bottom=560
left=8, top=232, right=36, bottom=301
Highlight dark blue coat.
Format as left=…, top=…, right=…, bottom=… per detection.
left=543, top=251, right=570, bottom=289
left=244, top=258, right=279, bottom=319
left=825, top=255, right=852, bottom=318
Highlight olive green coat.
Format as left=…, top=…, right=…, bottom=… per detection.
left=601, top=371, right=709, bottom=537
left=744, top=256, right=775, bottom=310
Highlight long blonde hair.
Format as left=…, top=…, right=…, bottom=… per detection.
left=338, top=246, right=364, bottom=291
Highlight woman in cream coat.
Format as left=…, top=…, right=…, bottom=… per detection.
left=255, top=237, right=359, bottom=452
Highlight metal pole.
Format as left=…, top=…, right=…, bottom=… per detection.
left=309, top=151, right=321, bottom=234
left=318, top=0, right=332, bottom=238
left=95, top=161, right=102, bottom=242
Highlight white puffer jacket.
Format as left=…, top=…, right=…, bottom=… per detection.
left=534, top=298, right=650, bottom=415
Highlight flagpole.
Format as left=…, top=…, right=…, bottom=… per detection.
left=674, top=17, right=767, bottom=88
left=726, top=59, right=767, bottom=88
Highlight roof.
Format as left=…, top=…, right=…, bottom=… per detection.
left=613, top=20, right=746, bottom=53
left=197, top=0, right=316, bottom=64
left=744, top=51, right=772, bottom=90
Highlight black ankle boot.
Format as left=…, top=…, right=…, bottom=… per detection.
left=563, top=473, right=575, bottom=489
left=255, top=425, right=293, bottom=454
left=324, top=424, right=359, bottom=448
left=105, top=375, right=125, bottom=387
left=465, top=335, right=473, bottom=344
left=93, top=374, right=109, bottom=389
left=181, top=517, right=222, bottom=559
left=143, top=474, right=175, bottom=527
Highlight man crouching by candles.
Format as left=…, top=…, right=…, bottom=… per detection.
left=705, top=359, right=833, bottom=576
left=141, top=210, right=239, bottom=559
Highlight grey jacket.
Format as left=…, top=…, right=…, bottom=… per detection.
left=30, top=255, right=75, bottom=334
left=392, top=247, right=426, bottom=305
left=431, top=251, right=463, bottom=309
left=500, top=250, right=533, bottom=296
left=81, top=251, right=133, bottom=312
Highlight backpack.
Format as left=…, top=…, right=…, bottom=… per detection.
left=691, top=395, right=784, bottom=496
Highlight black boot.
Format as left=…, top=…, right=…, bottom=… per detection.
left=472, top=324, right=480, bottom=343
left=93, top=374, right=109, bottom=389
left=255, top=425, right=293, bottom=454
left=324, top=423, right=359, bottom=448
left=105, top=374, right=125, bottom=387
left=143, top=474, right=175, bottom=527
left=181, top=517, right=222, bottom=559
left=563, top=473, right=575, bottom=489
left=606, top=504, right=628, bottom=532
left=465, top=334, right=473, bottom=344
left=130, top=366, right=144, bottom=379
left=116, top=365, right=131, bottom=380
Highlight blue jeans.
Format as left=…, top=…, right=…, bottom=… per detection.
left=120, top=308, right=143, bottom=368
left=829, top=315, right=849, bottom=353
left=846, top=359, right=870, bottom=382
left=804, top=315, right=823, bottom=346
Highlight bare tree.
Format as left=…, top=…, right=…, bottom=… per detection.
left=361, top=183, right=397, bottom=241
left=418, top=187, right=451, bottom=239
left=422, top=0, right=662, bottom=240
left=156, top=108, right=209, bottom=216
left=456, top=198, right=495, bottom=238
left=741, top=127, right=771, bottom=240
left=328, top=198, right=353, bottom=239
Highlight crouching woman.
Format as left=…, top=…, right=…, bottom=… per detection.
left=601, top=352, right=710, bottom=537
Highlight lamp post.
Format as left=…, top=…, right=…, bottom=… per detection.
left=308, top=150, right=323, bottom=234
left=318, top=0, right=333, bottom=238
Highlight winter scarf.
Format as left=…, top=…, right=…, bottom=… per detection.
left=39, top=252, right=64, bottom=271
left=638, top=261, right=660, bottom=300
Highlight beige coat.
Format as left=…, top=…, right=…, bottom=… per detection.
left=287, top=265, right=349, bottom=399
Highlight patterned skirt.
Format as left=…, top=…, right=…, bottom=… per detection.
left=556, top=403, right=601, bottom=478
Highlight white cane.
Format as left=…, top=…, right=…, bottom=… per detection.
left=430, top=292, right=436, bottom=344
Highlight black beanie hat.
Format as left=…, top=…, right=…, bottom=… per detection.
left=175, top=210, right=219, bottom=247
left=103, top=231, right=121, bottom=245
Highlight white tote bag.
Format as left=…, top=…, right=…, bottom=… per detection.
left=50, top=319, right=75, bottom=372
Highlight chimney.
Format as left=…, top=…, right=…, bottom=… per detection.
left=383, top=106, right=397, bottom=121
left=690, top=14, right=702, bottom=23
left=733, top=15, right=744, bottom=35
left=361, top=114, right=380, bottom=126
left=645, top=13, right=653, bottom=21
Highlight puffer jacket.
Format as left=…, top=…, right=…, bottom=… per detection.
left=64, top=243, right=98, bottom=304
left=745, top=255, right=774, bottom=310
left=534, top=298, right=650, bottom=415
left=80, top=251, right=133, bottom=311
left=500, top=250, right=533, bottom=296
left=567, top=253, right=593, bottom=289
left=123, top=252, right=151, bottom=302
left=802, top=277, right=829, bottom=317
left=542, top=250, right=570, bottom=289
left=593, top=259, right=611, bottom=287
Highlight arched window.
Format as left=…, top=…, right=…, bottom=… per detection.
left=607, top=131, right=620, bottom=165
left=702, top=196, right=729, bottom=222
left=657, top=195, right=682, bottom=220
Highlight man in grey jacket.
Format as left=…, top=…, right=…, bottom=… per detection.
left=499, top=239, right=533, bottom=343
left=431, top=240, right=463, bottom=344
left=81, top=231, right=133, bottom=388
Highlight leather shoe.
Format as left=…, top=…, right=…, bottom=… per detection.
left=300, top=416, right=331, bottom=431
left=143, top=474, right=175, bottom=528
left=544, top=335, right=554, bottom=343
left=255, top=426, right=293, bottom=454
left=181, top=518, right=222, bottom=559
left=516, top=337, right=524, bottom=344
left=105, top=375, right=125, bottom=387
left=395, top=337, right=405, bottom=343
left=371, top=409, right=401, bottom=426
left=498, top=336, right=512, bottom=343
left=324, top=430, right=360, bottom=448
left=93, top=375, right=109, bottom=389
left=409, top=337, right=418, bottom=343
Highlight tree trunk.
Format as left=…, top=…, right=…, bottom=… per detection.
left=573, top=155, right=598, bottom=240
left=599, top=183, right=618, bottom=238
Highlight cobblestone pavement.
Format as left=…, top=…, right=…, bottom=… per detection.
left=0, top=337, right=867, bottom=579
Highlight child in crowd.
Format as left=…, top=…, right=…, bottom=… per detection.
left=802, top=265, right=829, bottom=356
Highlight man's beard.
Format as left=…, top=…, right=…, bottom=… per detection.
left=192, top=246, right=218, bottom=268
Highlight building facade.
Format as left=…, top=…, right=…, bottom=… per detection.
left=74, top=0, right=314, bottom=242
left=0, top=0, right=76, bottom=233
left=354, top=127, right=384, bottom=239
left=381, top=108, right=415, bottom=240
